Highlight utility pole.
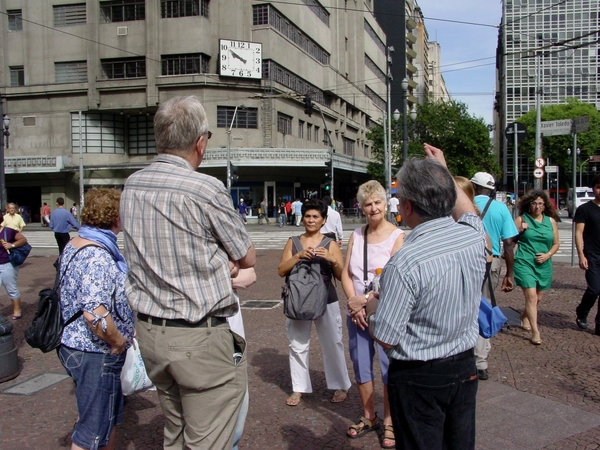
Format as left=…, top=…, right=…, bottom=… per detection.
left=534, top=50, right=543, bottom=189
left=0, top=100, right=6, bottom=211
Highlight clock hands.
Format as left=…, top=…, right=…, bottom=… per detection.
left=229, top=49, right=247, bottom=65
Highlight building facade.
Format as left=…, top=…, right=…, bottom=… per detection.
left=495, top=0, right=600, bottom=190
left=1, top=0, right=388, bottom=220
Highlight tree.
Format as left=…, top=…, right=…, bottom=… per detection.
left=516, top=98, right=600, bottom=174
left=367, top=99, right=499, bottom=182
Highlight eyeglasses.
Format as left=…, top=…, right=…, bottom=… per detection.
left=531, top=202, right=545, bottom=207
left=206, top=130, right=212, bottom=140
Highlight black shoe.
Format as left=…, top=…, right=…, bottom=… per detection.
left=576, top=318, right=588, bottom=330
left=477, top=369, right=489, bottom=380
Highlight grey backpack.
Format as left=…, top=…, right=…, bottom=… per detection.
left=282, top=236, right=332, bottom=321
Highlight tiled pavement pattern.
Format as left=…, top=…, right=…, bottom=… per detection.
left=2, top=249, right=600, bottom=449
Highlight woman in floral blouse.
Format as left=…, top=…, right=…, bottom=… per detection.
left=58, top=188, right=134, bottom=450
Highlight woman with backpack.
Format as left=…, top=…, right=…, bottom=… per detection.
left=278, top=199, right=351, bottom=407
left=57, top=188, right=134, bottom=450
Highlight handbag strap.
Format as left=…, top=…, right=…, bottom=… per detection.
left=363, top=225, right=369, bottom=292
left=482, top=261, right=497, bottom=307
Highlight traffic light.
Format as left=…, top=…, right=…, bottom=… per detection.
left=304, top=95, right=313, bottom=116
left=325, top=183, right=331, bottom=192
left=230, top=163, right=239, bottom=182
left=324, top=160, right=332, bottom=178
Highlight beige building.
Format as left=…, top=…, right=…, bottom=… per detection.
left=1, top=0, right=388, bottom=220
left=426, top=41, right=450, bottom=103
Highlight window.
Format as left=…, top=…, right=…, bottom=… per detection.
left=8, top=10, right=22, bottom=31
left=55, top=61, right=87, bottom=83
left=161, top=53, right=209, bottom=75
left=252, top=5, right=330, bottom=65
left=300, top=0, right=329, bottom=26
left=161, top=0, right=209, bottom=19
left=54, top=4, right=86, bottom=26
left=71, top=113, right=125, bottom=154
left=298, top=120, right=305, bottom=139
left=277, top=113, right=292, bottom=135
left=101, top=57, right=146, bottom=79
left=10, top=66, right=24, bottom=86
left=217, top=107, right=258, bottom=128
left=343, top=137, right=355, bottom=156
left=100, top=0, right=145, bottom=22
left=314, top=126, right=320, bottom=143
left=128, top=115, right=156, bottom=155
left=307, top=124, right=312, bottom=141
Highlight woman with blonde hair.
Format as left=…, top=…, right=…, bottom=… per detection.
left=342, top=180, right=405, bottom=448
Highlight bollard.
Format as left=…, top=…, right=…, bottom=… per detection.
left=0, top=314, right=20, bottom=383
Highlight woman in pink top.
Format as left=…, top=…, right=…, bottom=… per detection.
left=341, top=180, right=405, bottom=449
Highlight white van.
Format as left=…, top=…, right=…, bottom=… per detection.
left=567, top=187, right=594, bottom=218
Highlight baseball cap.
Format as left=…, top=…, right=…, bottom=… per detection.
left=470, top=172, right=495, bottom=189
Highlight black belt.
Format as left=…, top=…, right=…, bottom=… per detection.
left=137, top=313, right=226, bottom=328
left=390, top=348, right=474, bottom=370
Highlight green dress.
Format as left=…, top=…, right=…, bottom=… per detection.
left=514, top=213, right=554, bottom=290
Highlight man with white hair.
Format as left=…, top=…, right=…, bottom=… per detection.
left=471, top=171, right=518, bottom=381
left=121, top=96, right=255, bottom=449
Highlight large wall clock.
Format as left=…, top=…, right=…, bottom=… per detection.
left=219, top=39, right=262, bottom=79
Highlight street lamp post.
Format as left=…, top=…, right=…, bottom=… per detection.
left=401, top=78, right=409, bottom=164
left=0, top=108, right=9, bottom=211
left=226, top=106, right=245, bottom=195
left=579, top=157, right=590, bottom=187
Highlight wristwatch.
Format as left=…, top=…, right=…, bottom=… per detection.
left=11, top=244, right=14, bottom=248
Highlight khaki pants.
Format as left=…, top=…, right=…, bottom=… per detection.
left=475, top=257, right=501, bottom=370
left=137, top=319, right=247, bottom=450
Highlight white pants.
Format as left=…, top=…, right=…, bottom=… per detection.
left=286, top=302, right=352, bottom=393
left=476, top=257, right=501, bottom=370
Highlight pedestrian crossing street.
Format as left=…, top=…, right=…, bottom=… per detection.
left=20, top=226, right=578, bottom=262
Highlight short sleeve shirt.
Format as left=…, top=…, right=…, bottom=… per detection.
left=574, top=200, right=600, bottom=255
left=60, top=244, right=135, bottom=353
left=474, top=196, right=518, bottom=256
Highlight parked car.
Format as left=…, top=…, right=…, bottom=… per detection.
left=567, top=187, right=594, bottom=218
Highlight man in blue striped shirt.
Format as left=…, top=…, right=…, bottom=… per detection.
left=367, top=144, right=487, bottom=449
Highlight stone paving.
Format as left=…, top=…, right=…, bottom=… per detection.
left=1, top=249, right=600, bottom=449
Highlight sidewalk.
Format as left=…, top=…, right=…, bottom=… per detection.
left=1, top=254, right=600, bottom=449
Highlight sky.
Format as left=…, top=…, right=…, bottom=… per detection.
left=417, top=1, right=502, bottom=126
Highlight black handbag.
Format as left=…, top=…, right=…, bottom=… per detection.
left=3, top=228, right=32, bottom=266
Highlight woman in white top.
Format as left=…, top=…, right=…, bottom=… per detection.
left=342, top=181, right=405, bottom=449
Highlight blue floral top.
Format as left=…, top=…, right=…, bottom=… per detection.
left=59, top=244, right=135, bottom=353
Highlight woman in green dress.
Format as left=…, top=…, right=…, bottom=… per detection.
left=514, top=190, right=560, bottom=345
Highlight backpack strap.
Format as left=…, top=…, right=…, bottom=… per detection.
left=290, top=236, right=302, bottom=255
left=57, top=244, right=105, bottom=325
left=480, top=198, right=494, bottom=220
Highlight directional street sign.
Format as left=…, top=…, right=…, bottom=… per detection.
left=590, top=155, right=600, bottom=163
left=540, top=119, right=572, bottom=136
left=572, top=116, right=590, bottom=134
left=505, top=122, right=527, bottom=143
left=545, top=165, right=558, bottom=173
left=535, top=157, right=545, bottom=168
left=534, top=168, right=545, bottom=179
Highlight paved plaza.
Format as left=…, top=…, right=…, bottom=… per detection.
left=1, top=219, right=600, bottom=449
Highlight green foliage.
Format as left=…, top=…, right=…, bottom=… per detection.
left=516, top=98, right=600, bottom=171
left=366, top=99, right=498, bottom=180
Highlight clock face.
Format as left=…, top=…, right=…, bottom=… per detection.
left=219, top=39, right=262, bottom=79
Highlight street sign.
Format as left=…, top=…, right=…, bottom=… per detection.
left=546, top=165, right=558, bottom=173
left=572, top=116, right=590, bottom=134
left=533, top=168, right=544, bottom=178
left=535, top=157, right=545, bottom=168
left=590, top=155, right=600, bottom=163
left=505, top=122, right=527, bottom=143
left=540, top=119, right=572, bottom=136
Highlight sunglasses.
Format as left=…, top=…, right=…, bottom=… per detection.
left=206, top=130, right=212, bottom=140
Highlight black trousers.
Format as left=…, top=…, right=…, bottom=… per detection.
left=54, top=232, right=71, bottom=255
left=576, top=253, right=600, bottom=326
left=388, top=351, right=478, bottom=450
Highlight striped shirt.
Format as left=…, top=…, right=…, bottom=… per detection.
left=371, top=213, right=486, bottom=361
left=120, top=154, right=253, bottom=321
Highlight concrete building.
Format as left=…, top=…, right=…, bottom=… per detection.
left=427, top=41, right=450, bottom=103
left=495, top=0, right=600, bottom=190
left=0, top=0, right=388, bottom=221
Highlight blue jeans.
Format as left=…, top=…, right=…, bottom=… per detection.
left=58, top=346, right=126, bottom=450
left=279, top=214, right=285, bottom=227
left=576, top=253, right=600, bottom=326
left=387, top=352, right=478, bottom=450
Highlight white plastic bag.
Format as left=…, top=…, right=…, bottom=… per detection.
left=120, top=338, right=154, bottom=395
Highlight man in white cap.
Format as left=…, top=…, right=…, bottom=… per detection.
left=471, top=172, right=518, bottom=381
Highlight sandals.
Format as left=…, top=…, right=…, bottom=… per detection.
left=286, top=392, right=302, bottom=406
left=379, top=424, right=395, bottom=449
left=331, top=389, right=347, bottom=403
left=347, top=415, right=380, bottom=439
